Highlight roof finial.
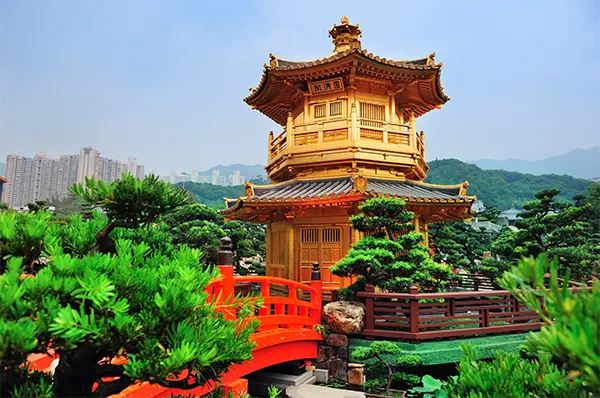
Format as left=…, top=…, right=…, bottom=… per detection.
left=329, top=17, right=362, bottom=53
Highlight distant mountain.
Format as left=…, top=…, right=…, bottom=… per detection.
left=0, top=162, right=4, bottom=176
left=427, top=159, right=594, bottom=210
left=200, top=164, right=267, bottom=179
left=468, top=147, right=600, bottom=179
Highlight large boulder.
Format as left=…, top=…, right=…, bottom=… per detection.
left=323, top=301, right=366, bottom=335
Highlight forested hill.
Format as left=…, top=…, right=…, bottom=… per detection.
left=427, top=159, right=594, bottom=210
left=174, top=182, right=244, bottom=208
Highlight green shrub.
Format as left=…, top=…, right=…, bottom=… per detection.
left=444, top=345, right=585, bottom=398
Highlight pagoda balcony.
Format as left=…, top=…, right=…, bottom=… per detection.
left=267, top=117, right=427, bottom=181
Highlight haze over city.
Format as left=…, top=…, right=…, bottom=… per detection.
left=1, top=0, right=599, bottom=175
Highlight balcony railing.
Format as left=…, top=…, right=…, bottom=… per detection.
left=355, top=284, right=589, bottom=342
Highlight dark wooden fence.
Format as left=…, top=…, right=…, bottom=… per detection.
left=356, top=285, right=551, bottom=342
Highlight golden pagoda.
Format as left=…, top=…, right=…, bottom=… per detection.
left=222, top=18, right=476, bottom=297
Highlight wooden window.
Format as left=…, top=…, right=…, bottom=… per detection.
left=360, top=102, right=386, bottom=121
left=322, top=228, right=341, bottom=243
left=302, top=228, right=319, bottom=243
left=329, top=101, right=342, bottom=116
left=314, top=104, right=326, bottom=118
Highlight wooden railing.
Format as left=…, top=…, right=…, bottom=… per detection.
left=356, top=284, right=564, bottom=342
left=449, top=273, right=496, bottom=291
left=268, top=130, right=287, bottom=161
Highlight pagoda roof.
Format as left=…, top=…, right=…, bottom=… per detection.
left=221, top=177, right=474, bottom=218
left=244, top=48, right=449, bottom=125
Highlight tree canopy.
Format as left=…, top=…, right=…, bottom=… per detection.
left=332, top=198, right=454, bottom=297
left=0, top=175, right=259, bottom=397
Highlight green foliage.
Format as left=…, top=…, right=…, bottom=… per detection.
left=493, top=188, right=600, bottom=279
left=352, top=342, right=422, bottom=393
left=333, top=198, right=454, bottom=294
left=409, top=375, right=447, bottom=398
left=444, top=345, right=584, bottom=398
left=72, top=174, right=189, bottom=228
left=498, top=255, right=600, bottom=393
left=162, top=204, right=266, bottom=268
left=0, top=177, right=260, bottom=397
left=267, top=385, right=282, bottom=398
left=585, top=182, right=600, bottom=228
left=0, top=210, right=58, bottom=274
left=177, top=182, right=245, bottom=208
left=26, top=200, right=49, bottom=213
left=47, top=195, right=86, bottom=217
left=429, top=221, right=498, bottom=269
left=426, top=159, right=593, bottom=210
left=71, top=174, right=189, bottom=254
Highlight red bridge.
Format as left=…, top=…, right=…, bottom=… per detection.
left=28, top=251, right=324, bottom=398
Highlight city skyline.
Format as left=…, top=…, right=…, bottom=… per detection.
left=1, top=1, right=598, bottom=176
left=1, top=147, right=145, bottom=207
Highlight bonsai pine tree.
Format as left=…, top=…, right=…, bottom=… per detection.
left=332, top=197, right=453, bottom=296
left=352, top=341, right=422, bottom=394
left=0, top=176, right=260, bottom=397
left=70, top=174, right=189, bottom=254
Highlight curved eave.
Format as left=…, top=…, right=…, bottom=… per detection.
left=244, top=49, right=449, bottom=124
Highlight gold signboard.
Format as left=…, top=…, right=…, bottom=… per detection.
left=308, top=77, right=344, bottom=95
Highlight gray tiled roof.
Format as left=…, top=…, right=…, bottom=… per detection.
left=250, top=177, right=465, bottom=201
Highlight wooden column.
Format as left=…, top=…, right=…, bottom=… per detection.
left=286, top=112, right=294, bottom=150
left=350, top=103, right=358, bottom=146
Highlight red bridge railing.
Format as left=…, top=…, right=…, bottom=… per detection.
left=206, top=262, right=322, bottom=331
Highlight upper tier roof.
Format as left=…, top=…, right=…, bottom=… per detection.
left=244, top=19, right=449, bottom=125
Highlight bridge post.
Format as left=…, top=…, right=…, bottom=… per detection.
left=217, top=237, right=235, bottom=319
left=311, top=262, right=322, bottom=321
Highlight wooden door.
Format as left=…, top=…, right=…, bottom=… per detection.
left=298, top=227, right=343, bottom=295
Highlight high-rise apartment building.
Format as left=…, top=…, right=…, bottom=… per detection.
left=136, top=165, right=145, bottom=179
left=55, top=155, right=79, bottom=199
left=76, top=146, right=100, bottom=183
left=211, top=170, right=220, bottom=185
left=2, top=153, right=58, bottom=207
left=191, top=169, right=199, bottom=183
left=3, top=148, right=146, bottom=207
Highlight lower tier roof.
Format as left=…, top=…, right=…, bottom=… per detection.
left=221, top=177, right=475, bottom=220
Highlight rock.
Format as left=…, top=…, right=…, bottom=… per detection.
left=336, top=346, right=348, bottom=360
left=317, top=345, right=333, bottom=362
left=324, top=301, right=366, bottom=335
left=347, top=363, right=365, bottom=386
left=326, top=358, right=347, bottom=381
left=326, top=333, right=348, bottom=347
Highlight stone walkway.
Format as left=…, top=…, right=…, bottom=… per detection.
left=286, top=384, right=365, bottom=398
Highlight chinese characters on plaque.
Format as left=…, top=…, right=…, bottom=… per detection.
left=308, top=77, right=344, bottom=95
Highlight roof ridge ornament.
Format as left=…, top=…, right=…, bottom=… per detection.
left=329, top=16, right=362, bottom=53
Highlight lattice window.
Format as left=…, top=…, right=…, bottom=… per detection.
left=322, top=228, right=341, bottom=243
left=360, top=102, right=385, bottom=121
left=314, top=104, right=326, bottom=118
left=301, top=228, right=319, bottom=243
left=323, top=129, right=348, bottom=143
left=329, top=101, right=342, bottom=116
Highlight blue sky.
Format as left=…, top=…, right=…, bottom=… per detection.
left=1, top=0, right=598, bottom=175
